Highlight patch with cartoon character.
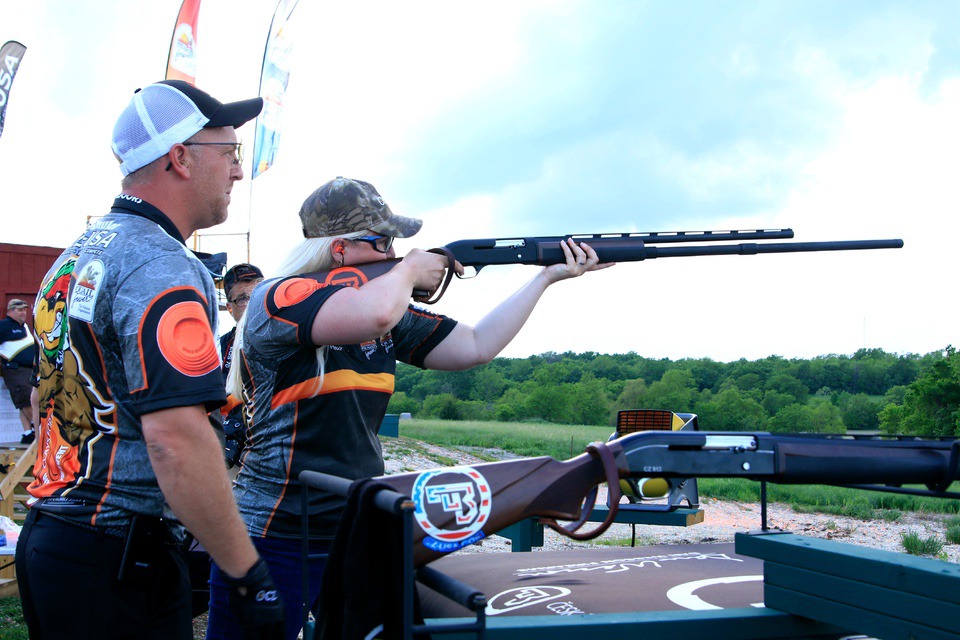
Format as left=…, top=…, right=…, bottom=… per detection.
left=30, top=259, right=115, bottom=498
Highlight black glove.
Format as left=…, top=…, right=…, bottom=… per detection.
left=225, top=558, right=285, bottom=640
left=224, top=438, right=243, bottom=469
left=222, top=416, right=247, bottom=468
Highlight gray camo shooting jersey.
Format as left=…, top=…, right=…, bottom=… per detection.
left=27, top=196, right=227, bottom=532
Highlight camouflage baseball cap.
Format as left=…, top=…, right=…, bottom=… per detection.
left=299, top=177, right=422, bottom=239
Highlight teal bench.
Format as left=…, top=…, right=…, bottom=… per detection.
left=428, top=607, right=845, bottom=640
left=736, top=531, right=960, bottom=640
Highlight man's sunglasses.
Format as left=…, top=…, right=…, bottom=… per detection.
left=165, top=141, right=243, bottom=171
left=355, top=235, right=394, bottom=254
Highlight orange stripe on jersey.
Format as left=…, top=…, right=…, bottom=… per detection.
left=321, top=370, right=395, bottom=394
left=157, top=301, right=220, bottom=377
left=274, top=278, right=325, bottom=308
left=270, top=370, right=395, bottom=410
left=271, top=378, right=321, bottom=410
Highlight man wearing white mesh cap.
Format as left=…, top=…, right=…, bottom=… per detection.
left=16, top=81, right=284, bottom=639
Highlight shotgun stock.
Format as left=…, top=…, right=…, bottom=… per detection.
left=301, top=229, right=903, bottom=303
left=368, top=430, right=958, bottom=567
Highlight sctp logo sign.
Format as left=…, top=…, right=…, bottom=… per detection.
left=413, top=466, right=492, bottom=553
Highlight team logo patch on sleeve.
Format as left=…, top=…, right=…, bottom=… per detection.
left=274, top=278, right=326, bottom=308
left=412, top=466, right=492, bottom=553
left=156, top=301, right=220, bottom=377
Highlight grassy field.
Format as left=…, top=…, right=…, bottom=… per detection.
left=401, top=418, right=960, bottom=519
left=0, top=597, right=26, bottom=640
left=399, top=418, right=613, bottom=461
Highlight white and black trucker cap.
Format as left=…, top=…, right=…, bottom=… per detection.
left=111, top=80, right=263, bottom=177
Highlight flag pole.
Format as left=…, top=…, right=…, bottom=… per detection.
left=247, top=159, right=254, bottom=262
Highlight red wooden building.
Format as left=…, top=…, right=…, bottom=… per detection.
left=0, top=242, right=64, bottom=311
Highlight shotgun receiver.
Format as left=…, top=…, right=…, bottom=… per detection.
left=304, top=228, right=903, bottom=303
left=303, top=417, right=958, bottom=568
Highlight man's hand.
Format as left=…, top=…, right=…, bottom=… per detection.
left=225, top=558, right=285, bottom=639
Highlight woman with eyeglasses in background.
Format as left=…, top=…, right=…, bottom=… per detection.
left=204, top=176, right=610, bottom=640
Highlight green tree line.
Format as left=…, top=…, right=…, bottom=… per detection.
left=879, top=346, right=960, bottom=437
left=387, top=347, right=959, bottom=435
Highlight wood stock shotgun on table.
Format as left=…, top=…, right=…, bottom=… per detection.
left=304, top=228, right=904, bottom=302
left=301, top=419, right=958, bottom=568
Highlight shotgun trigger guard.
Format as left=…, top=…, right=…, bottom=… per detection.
left=413, top=247, right=458, bottom=304
left=539, top=441, right=623, bottom=541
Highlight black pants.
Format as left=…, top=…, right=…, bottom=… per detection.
left=2, top=365, right=33, bottom=408
left=15, top=508, right=192, bottom=639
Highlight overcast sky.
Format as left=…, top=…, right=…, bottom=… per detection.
left=3, top=1, right=959, bottom=362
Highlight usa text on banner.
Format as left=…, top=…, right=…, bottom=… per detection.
left=0, top=41, right=27, bottom=140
